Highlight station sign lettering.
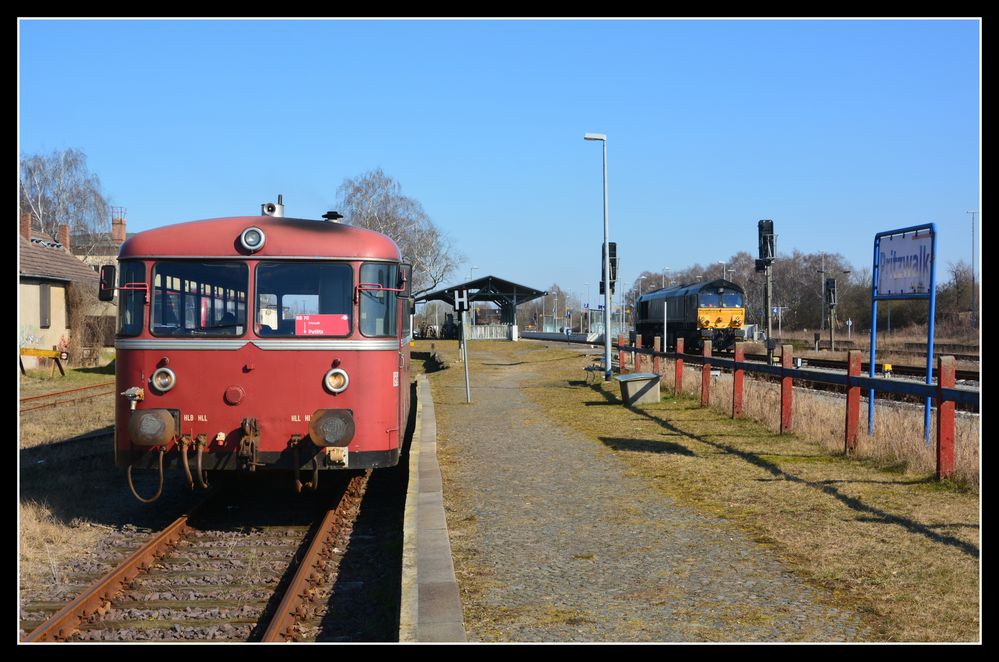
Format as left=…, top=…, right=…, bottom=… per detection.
left=877, top=231, right=933, bottom=295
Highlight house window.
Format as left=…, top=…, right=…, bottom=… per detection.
left=40, top=284, right=51, bottom=329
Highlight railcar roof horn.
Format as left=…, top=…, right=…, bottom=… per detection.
left=261, top=194, right=284, bottom=217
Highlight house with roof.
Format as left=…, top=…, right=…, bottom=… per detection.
left=19, top=211, right=101, bottom=368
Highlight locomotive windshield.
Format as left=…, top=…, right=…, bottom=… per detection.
left=150, top=262, right=248, bottom=336
left=721, top=291, right=744, bottom=307
left=699, top=290, right=744, bottom=308
left=256, top=262, right=353, bottom=337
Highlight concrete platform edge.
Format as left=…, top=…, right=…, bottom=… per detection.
left=399, top=374, right=466, bottom=642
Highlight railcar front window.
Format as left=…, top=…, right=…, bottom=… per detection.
left=359, top=263, right=399, bottom=337
left=151, top=262, right=248, bottom=336
left=118, top=261, right=146, bottom=336
left=256, top=262, right=352, bottom=337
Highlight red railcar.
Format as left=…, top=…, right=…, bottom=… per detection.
left=100, top=203, right=412, bottom=502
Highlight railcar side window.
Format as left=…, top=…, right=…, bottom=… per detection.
left=359, top=263, right=399, bottom=338
left=118, top=261, right=146, bottom=337
left=256, top=262, right=352, bottom=337
left=150, top=262, right=248, bottom=337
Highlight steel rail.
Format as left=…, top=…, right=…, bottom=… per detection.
left=22, top=492, right=215, bottom=642
left=20, top=389, right=116, bottom=414
left=261, top=472, right=368, bottom=642
left=20, top=381, right=116, bottom=404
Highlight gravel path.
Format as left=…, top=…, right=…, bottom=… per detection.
left=434, top=344, right=863, bottom=642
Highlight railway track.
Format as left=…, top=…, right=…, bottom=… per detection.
left=20, top=472, right=370, bottom=642
left=20, top=381, right=116, bottom=414
left=736, top=352, right=980, bottom=383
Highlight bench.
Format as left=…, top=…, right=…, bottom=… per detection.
left=613, top=372, right=661, bottom=405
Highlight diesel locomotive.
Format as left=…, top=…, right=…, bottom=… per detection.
left=635, top=279, right=746, bottom=351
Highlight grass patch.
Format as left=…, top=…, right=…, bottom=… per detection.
left=19, top=359, right=115, bottom=398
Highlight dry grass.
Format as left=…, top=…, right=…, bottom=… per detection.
left=19, top=398, right=115, bottom=450
left=778, top=328, right=979, bottom=349
left=19, top=500, right=107, bottom=591
left=522, top=347, right=979, bottom=642
left=644, top=355, right=980, bottom=487
left=20, top=359, right=116, bottom=449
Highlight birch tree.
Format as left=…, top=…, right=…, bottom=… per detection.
left=19, top=148, right=110, bottom=257
left=337, top=168, right=462, bottom=297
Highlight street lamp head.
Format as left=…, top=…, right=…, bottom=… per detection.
left=584, top=133, right=607, bottom=141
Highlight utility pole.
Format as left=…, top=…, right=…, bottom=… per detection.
left=967, top=210, right=978, bottom=326
left=766, top=267, right=774, bottom=351
left=826, top=277, right=837, bottom=352
left=818, top=254, right=826, bottom=331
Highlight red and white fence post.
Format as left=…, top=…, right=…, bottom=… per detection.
left=780, top=344, right=793, bottom=434
left=700, top=340, right=712, bottom=407
left=635, top=334, right=643, bottom=372
left=936, top=356, right=956, bottom=480
left=653, top=337, right=662, bottom=375
left=732, top=342, right=744, bottom=418
left=845, top=350, right=862, bottom=453
left=675, top=338, right=684, bottom=396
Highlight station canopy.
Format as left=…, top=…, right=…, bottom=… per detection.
left=416, top=275, right=547, bottom=324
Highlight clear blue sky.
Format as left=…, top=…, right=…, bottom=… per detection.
left=19, top=19, right=980, bottom=305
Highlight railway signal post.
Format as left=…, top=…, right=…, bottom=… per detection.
left=756, top=220, right=776, bottom=363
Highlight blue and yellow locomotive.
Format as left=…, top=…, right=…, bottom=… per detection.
left=635, top=279, right=745, bottom=351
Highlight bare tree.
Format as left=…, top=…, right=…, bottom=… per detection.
left=337, top=168, right=462, bottom=297
left=19, top=148, right=110, bottom=256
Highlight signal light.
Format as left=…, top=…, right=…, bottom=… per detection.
left=324, top=367, right=349, bottom=394
left=758, top=219, right=775, bottom=263
left=150, top=367, right=177, bottom=393
left=239, top=227, right=266, bottom=252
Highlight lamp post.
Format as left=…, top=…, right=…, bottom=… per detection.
left=719, top=262, right=730, bottom=280
left=585, top=132, right=611, bottom=381
left=662, top=267, right=670, bottom=288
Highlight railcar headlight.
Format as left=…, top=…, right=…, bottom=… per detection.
left=309, top=409, right=355, bottom=447
left=239, top=226, right=266, bottom=252
left=150, top=367, right=177, bottom=393
left=128, top=409, right=178, bottom=447
left=323, top=367, right=349, bottom=394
